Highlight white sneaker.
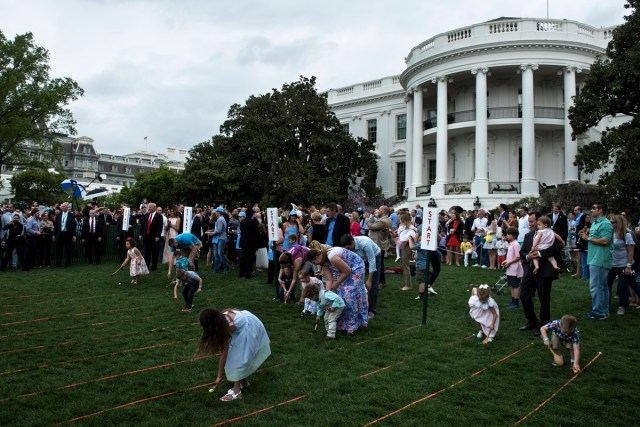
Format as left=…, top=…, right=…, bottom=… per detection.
left=427, top=286, right=437, bottom=295
left=476, top=330, right=483, bottom=339
left=481, top=265, right=487, bottom=269
left=395, top=257, right=401, bottom=262
left=617, top=307, right=625, bottom=315
left=472, top=264, right=480, bottom=268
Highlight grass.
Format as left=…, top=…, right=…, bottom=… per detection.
left=1, top=260, right=639, bottom=426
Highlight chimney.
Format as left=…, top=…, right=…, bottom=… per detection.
left=167, top=147, right=176, bottom=160
left=178, top=149, right=187, bottom=162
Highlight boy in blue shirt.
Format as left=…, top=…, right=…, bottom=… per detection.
left=540, top=315, right=581, bottom=373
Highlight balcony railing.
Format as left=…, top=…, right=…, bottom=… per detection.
left=416, top=185, right=431, bottom=196
left=421, top=106, right=564, bottom=129
left=446, top=183, right=472, bottom=195
left=489, top=182, right=520, bottom=194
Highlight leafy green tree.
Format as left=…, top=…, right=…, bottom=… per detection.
left=182, top=76, right=379, bottom=207
left=128, top=165, right=180, bottom=208
left=9, top=168, right=66, bottom=203
left=0, top=31, right=84, bottom=180
left=569, top=0, right=640, bottom=215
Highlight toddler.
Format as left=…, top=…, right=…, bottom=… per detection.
left=496, top=235, right=509, bottom=268
left=460, top=234, right=474, bottom=267
left=299, top=270, right=322, bottom=315
left=395, top=214, right=416, bottom=262
left=502, top=227, right=523, bottom=309
left=539, top=315, right=581, bottom=373
left=316, top=287, right=346, bottom=339
left=468, top=285, right=499, bottom=344
left=530, top=216, right=563, bottom=274
left=173, top=249, right=194, bottom=299
left=278, top=265, right=293, bottom=303
left=176, top=268, right=202, bottom=312
left=120, top=238, right=148, bottom=285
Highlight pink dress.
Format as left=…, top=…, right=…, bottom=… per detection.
left=129, top=249, right=149, bottom=277
left=163, top=217, right=180, bottom=263
left=468, top=295, right=500, bottom=339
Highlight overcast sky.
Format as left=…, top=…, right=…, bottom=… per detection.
left=0, top=0, right=627, bottom=158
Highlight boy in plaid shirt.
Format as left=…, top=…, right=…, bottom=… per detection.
left=540, top=315, right=581, bottom=373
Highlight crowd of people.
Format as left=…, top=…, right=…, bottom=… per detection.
left=3, top=198, right=639, bottom=397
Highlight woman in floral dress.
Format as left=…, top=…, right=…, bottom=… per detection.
left=308, top=246, right=368, bottom=335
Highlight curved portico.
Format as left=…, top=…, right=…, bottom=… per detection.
left=401, top=18, right=609, bottom=206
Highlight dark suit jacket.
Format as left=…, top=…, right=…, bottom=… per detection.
left=551, top=213, right=568, bottom=242
left=54, top=212, right=77, bottom=237
left=116, top=214, right=136, bottom=238
left=191, top=215, right=203, bottom=240
left=239, top=217, right=260, bottom=251
left=520, top=229, right=562, bottom=279
left=82, top=216, right=104, bottom=240
left=141, top=212, right=163, bottom=240
left=329, top=213, right=351, bottom=246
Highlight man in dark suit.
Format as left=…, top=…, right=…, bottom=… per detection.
left=53, top=202, right=77, bottom=267
left=324, top=202, right=350, bottom=247
left=139, top=202, right=163, bottom=270
left=238, top=211, right=259, bottom=279
left=550, top=203, right=568, bottom=243
left=81, top=209, right=104, bottom=264
left=518, top=211, right=562, bottom=334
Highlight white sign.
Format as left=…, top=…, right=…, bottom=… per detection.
left=420, top=208, right=438, bottom=251
left=183, top=206, right=192, bottom=233
left=266, top=208, right=279, bottom=241
left=122, top=207, right=130, bottom=231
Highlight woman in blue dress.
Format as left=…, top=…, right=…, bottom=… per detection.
left=308, top=247, right=368, bottom=335
left=282, top=211, right=303, bottom=251
left=197, top=308, right=271, bottom=401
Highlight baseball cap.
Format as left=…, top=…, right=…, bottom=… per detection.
left=238, top=212, right=246, bottom=217
left=216, top=207, right=224, bottom=213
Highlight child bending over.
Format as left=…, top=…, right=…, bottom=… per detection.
left=540, top=315, right=581, bottom=373
left=316, top=287, right=346, bottom=339
left=468, top=285, right=500, bottom=344
left=298, top=270, right=322, bottom=315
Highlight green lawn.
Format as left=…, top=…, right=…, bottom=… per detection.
left=1, top=260, right=638, bottom=426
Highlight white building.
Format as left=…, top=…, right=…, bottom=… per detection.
left=328, top=17, right=621, bottom=210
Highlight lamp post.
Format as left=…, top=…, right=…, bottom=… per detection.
left=473, top=196, right=481, bottom=211
left=428, top=198, right=437, bottom=208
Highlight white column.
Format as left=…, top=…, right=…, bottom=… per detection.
left=405, top=95, right=414, bottom=197
left=410, top=86, right=424, bottom=195
left=520, top=64, right=538, bottom=195
left=563, top=66, right=580, bottom=183
left=431, top=76, right=448, bottom=196
left=471, top=67, right=489, bottom=194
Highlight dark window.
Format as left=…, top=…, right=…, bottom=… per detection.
left=367, top=119, right=377, bottom=144
left=396, top=114, right=407, bottom=140
left=396, top=162, right=406, bottom=196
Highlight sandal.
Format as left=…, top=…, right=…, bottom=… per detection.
left=220, top=388, right=242, bottom=401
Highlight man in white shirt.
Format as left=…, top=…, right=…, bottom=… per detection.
left=471, top=209, right=488, bottom=267
left=518, top=206, right=530, bottom=245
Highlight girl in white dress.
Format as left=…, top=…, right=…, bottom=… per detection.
left=120, top=238, right=149, bottom=284
left=468, top=285, right=500, bottom=344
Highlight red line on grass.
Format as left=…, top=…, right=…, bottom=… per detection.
left=512, top=352, right=603, bottom=426
left=363, top=343, right=533, bottom=426
left=1, top=356, right=211, bottom=402
left=360, top=361, right=406, bottom=379
left=211, top=395, right=307, bottom=426
left=354, top=325, right=421, bottom=346
left=0, top=340, right=192, bottom=376
left=1, top=306, right=144, bottom=327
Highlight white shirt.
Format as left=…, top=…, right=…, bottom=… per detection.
left=518, top=215, right=529, bottom=243
left=471, top=217, right=488, bottom=235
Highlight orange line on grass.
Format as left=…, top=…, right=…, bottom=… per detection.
left=354, top=325, right=421, bottom=346
left=512, top=352, right=603, bottom=426
left=211, top=395, right=307, bottom=426
left=363, top=343, right=533, bottom=426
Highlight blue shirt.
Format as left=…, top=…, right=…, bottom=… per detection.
left=171, top=233, right=201, bottom=252
left=326, top=219, right=336, bottom=246
left=24, top=216, right=41, bottom=236
left=390, top=212, right=398, bottom=229
left=544, top=320, right=580, bottom=345
left=352, top=236, right=381, bottom=273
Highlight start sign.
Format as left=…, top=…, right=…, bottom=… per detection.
left=420, top=208, right=439, bottom=251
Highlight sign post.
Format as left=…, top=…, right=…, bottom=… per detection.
left=183, top=206, right=192, bottom=234
left=420, top=208, right=439, bottom=325
left=122, top=207, right=130, bottom=231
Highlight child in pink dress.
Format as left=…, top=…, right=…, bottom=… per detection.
left=530, top=216, right=563, bottom=274
left=468, top=285, right=500, bottom=344
left=120, top=237, right=149, bottom=284
left=502, top=227, right=524, bottom=309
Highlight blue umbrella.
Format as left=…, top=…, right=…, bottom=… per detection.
left=60, top=179, right=87, bottom=199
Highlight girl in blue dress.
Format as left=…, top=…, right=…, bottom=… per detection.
left=308, top=247, right=368, bottom=335
left=197, top=308, right=271, bottom=401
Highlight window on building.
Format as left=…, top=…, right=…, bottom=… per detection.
left=396, top=162, right=406, bottom=196
left=367, top=119, right=377, bottom=144
left=341, top=123, right=349, bottom=134
left=396, top=114, right=407, bottom=140
left=428, top=159, right=437, bottom=185
left=518, top=148, right=522, bottom=181
left=518, top=89, right=522, bottom=118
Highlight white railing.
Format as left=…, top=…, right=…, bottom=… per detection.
left=489, top=21, right=519, bottom=33
left=578, top=25, right=594, bottom=37
left=337, top=87, right=354, bottom=96
left=363, top=80, right=382, bottom=91
left=419, top=40, right=435, bottom=52
left=535, top=20, right=563, bottom=32
left=447, top=28, right=472, bottom=43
